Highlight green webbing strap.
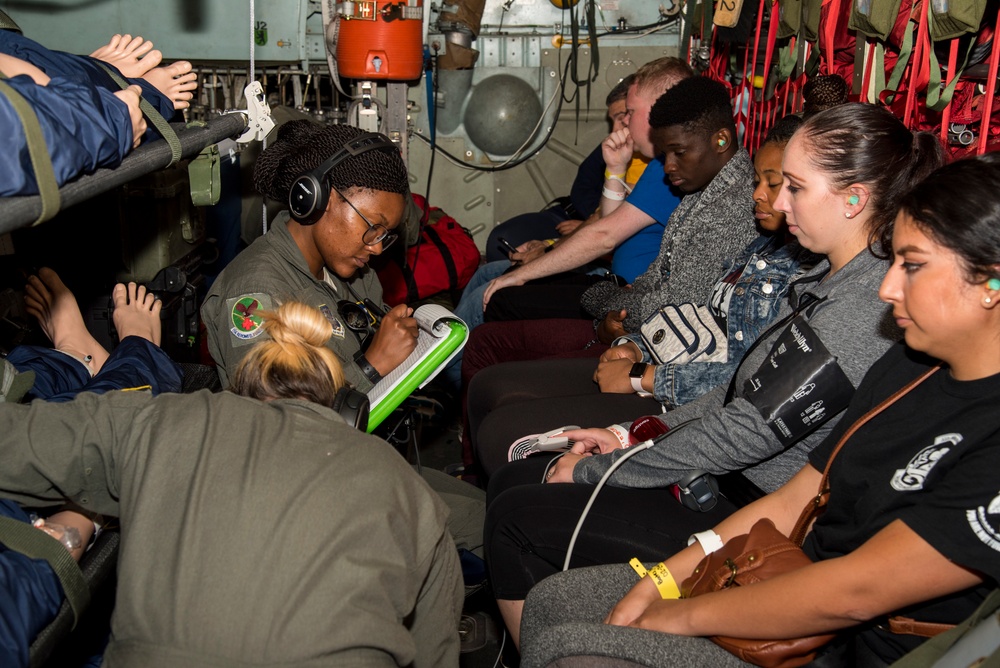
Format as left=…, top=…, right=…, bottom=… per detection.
left=882, top=18, right=916, bottom=105
left=0, top=8, right=21, bottom=33
left=0, top=75, right=61, bottom=225
left=0, top=515, right=90, bottom=628
left=926, top=5, right=977, bottom=111
left=874, top=43, right=887, bottom=103
left=777, top=41, right=799, bottom=82
left=803, top=44, right=821, bottom=78
left=95, top=62, right=182, bottom=167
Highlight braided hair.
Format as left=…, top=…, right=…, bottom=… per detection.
left=253, top=121, right=409, bottom=204
left=802, top=74, right=849, bottom=118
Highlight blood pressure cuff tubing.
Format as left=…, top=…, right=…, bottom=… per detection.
left=742, top=316, right=855, bottom=446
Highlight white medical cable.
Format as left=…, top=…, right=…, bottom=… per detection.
left=492, top=628, right=506, bottom=668
left=561, top=438, right=657, bottom=572
left=559, top=419, right=698, bottom=571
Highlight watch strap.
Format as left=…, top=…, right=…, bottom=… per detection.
left=353, top=350, right=382, bottom=383
left=629, top=363, right=653, bottom=398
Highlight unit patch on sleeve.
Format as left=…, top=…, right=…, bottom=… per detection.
left=226, top=293, right=273, bottom=346
left=317, top=303, right=346, bottom=339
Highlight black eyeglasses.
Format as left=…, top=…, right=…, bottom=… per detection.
left=332, top=185, right=398, bottom=250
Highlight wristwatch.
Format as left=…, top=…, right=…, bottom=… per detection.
left=629, top=362, right=653, bottom=398
left=353, top=350, right=383, bottom=384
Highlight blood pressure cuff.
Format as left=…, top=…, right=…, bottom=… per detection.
left=742, top=317, right=855, bottom=446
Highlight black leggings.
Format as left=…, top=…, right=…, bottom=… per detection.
left=469, top=358, right=661, bottom=477
left=484, top=456, right=738, bottom=600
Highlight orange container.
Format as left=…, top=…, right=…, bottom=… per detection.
left=337, top=1, right=424, bottom=81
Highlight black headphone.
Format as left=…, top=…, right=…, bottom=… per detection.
left=287, top=132, right=398, bottom=225
left=331, top=386, right=370, bottom=432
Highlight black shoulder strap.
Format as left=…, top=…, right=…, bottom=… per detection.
left=723, top=293, right=825, bottom=405
left=422, top=225, right=459, bottom=291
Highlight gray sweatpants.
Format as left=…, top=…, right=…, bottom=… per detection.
left=520, top=564, right=752, bottom=668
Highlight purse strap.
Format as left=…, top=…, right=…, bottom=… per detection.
left=789, top=363, right=941, bottom=546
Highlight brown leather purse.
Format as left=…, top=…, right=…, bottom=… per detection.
left=679, top=365, right=941, bottom=668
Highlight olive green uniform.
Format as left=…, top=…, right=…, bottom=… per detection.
left=201, top=211, right=384, bottom=391
left=0, top=390, right=463, bottom=668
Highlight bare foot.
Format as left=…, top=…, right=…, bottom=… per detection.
left=113, top=85, right=147, bottom=148
left=24, top=268, right=109, bottom=374
left=112, top=282, right=161, bottom=346
left=143, top=61, right=197, bottom=110
left=90, top=34, right=163, bottom=79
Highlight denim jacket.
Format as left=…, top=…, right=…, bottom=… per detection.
left=626, top=235, right=818, bottom=407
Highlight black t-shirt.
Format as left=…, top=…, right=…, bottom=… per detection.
left=804, top=343, right=1000, bottom=662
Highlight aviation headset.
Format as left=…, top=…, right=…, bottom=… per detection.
left=287, top=131, right=398, bottom=225
left=331, top=386, right=371, bottom=432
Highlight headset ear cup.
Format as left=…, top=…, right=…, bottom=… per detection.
left=288, top=173, right=329, bottom=225
left=331, top=387, right=371, bottom=431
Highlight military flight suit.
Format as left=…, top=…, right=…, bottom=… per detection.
left=202, top=211, right=384, bottom=391
left=0, top=390, right=463, bottom=668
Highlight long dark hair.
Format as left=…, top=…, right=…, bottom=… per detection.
left=898, top=153, right=1000, bottom=283
left=796, top=104, right=945, bottom=253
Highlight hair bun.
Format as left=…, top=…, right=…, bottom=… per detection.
left=264, top=302, right=334, bottom=348
left=803, top=75, right=849, bottom=118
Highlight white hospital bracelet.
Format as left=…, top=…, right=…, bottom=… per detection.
left=602, top=186, right=626, bottom=201
left=606, top=424, right=632, bottom=449
left=688, top=530, right=724, bottom=555
left=605, top=174, right=634, bottom=194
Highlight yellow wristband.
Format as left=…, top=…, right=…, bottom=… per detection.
left=544, top=238, right=557, bottom=247
left=604, top=169, right=626, bottom=180
left=648, top=562, right=682, bottom=599
left=629, top=557, right=648, bottom=579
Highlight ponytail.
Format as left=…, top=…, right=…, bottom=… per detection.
left=797, top=104, right=945, bottom=254
left=875, top=131, right=947, bottom=252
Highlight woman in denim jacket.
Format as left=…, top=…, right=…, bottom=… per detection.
left=598, top=116, right=818, bottom=408
left=612, top=237, right=817, bottom=407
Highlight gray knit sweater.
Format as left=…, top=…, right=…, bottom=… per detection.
left=580, top=149, right=758, bottom=332
left=574, top=250, right=900, bottom=493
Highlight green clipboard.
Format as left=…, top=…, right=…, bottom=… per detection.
left=366, top=306, right=468, bottom=432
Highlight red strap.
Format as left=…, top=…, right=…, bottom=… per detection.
left=823, top=0, right=841, bottom=73
left=940, top=39, right=960, bottom=144
left=978, top=7, right=1000, bottom=154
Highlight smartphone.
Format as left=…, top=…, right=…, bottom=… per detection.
left=497, top=237, right=519, bottom=258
